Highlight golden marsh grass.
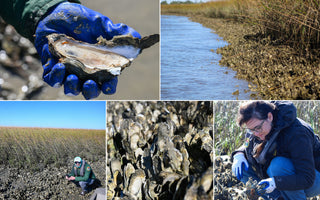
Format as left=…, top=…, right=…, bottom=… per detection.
left=0, top=127, right=105, bottom=170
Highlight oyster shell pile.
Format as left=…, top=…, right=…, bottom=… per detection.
left=107, top=101, right=213, bottom=200
left=47, top=33, right=159, bottom=85
left=214, top=155, right=267, bottom=200
left=0, top=159, right=105, bottom=199
left=214, top=155, right=320, bottom=200
left=0, top=18, right=46, bottom=100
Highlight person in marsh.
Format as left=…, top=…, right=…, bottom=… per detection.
left=231, top=101, right=320, bottom=200
left=66, top=157, right=96, bottom=196
left=0, top=0, right=141, bottom=99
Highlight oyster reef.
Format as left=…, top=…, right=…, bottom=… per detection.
left=215, top=155, right=267, bottom=200
left=47, top=33, right=159, bottom=85
left=107, top=101, right=213, bottom=200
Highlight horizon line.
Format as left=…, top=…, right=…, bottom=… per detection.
left=0, top=125, right=105, bottom=130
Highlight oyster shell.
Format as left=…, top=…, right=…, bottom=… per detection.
left=126, top=169, right=145, bottom=199
left=107, top=101, right=213, bottom=199
left=214, top=155, right=269, bottom=200
left=47, top=33, right=159, bottom=85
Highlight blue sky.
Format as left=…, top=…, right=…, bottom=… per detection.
left=0, top=101, right=106, bottom=130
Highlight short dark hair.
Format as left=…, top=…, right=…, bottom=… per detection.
left=237, top=101, right=276, bottom=127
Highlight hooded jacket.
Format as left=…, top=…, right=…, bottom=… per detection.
left=232, top=101, right=320, bottom=191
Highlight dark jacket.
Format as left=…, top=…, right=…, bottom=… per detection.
left=0, top=0, right=80, bottom=41
left=69, top=160, right=96, bottom=182
left=232, top=101, right=320, bottom=191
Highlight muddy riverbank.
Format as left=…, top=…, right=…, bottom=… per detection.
left=0, top=158, right=105, bottom=200
left=162, top=10, right=320, bottom=99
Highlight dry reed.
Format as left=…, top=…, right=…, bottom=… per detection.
left=0, top=127, right=105, bottom=171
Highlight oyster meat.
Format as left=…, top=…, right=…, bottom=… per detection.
left=47, top=33, right=159, bottom=85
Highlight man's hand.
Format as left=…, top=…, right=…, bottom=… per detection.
left=34, top=2, right=140, bottom=99
left=232, top=153, right=249, bottom=180
left=67, top=176, right=76, bottom=181
left=258, top=177, right=276, bottom=193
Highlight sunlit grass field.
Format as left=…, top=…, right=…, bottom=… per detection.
left=214, top=101, right=320, bottom=155
left=162, top=0, right=320, bottom=54
left=161, top=0, right=254, bottom=19
left=0, top=127, right=105, bottom=171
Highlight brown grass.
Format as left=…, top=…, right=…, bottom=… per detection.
left=0, top=127, right=105, bottom=171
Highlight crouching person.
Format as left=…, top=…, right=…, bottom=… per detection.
left=66, top=157, right=96, bottom=195
left=231, top=101, right=320, bottom=200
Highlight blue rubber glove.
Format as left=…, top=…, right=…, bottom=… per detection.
left=232, top=153, right=249, bottom=180
left=258, top=177, right=276, bottom=193
left=34, top=2, right=141, bottom=100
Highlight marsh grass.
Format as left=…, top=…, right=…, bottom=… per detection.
left=215, top=101, right=320, bottom=156
left=0, top=127, right=105, bottom=171
left=255, top=0, right=320, bottom=54
left=161, top=2, right=209, bottom=16
left=214, top=101, right=245, bottom=156
left=162, top=0, right=320, bottom=54
left=161, top=1, right=242, bottom=18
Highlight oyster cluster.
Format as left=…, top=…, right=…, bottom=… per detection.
left=107, top=101, right=213, bottom=200
left=0, top=18, right=46, bottom=100
left=214, top=155, right=268, bottom=200
left=48, top=33, right=159, bottom=85
left=214, top=156, right=320, bottom=200
left=214, top=155, right=246, bottom=200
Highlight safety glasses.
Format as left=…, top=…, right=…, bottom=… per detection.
left=246, top=119, right=266, bottom=134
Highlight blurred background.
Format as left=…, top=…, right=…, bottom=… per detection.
left=214, top=101, right=320, bottom=156
left=0, top=0, right=159, bottom=100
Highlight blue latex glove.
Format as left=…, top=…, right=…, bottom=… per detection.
left=232, top=153, right=249, bottom=180
left=258, top=177, right=276, bottom=193
left=34, top=2, right=141, bottom=100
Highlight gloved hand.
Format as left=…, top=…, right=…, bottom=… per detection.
left=232, top=153, right=249, bottom=180
left=34, top=2, right=141, bottom=100
left=258, top=177, right=276, bottom=193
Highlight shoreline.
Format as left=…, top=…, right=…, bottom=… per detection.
left=162, top=12, right=320, bottom=99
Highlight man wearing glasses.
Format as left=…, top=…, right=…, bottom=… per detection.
left=66, top=156, right=96, bottom=196
left=231, top=101, right=320, bottom=200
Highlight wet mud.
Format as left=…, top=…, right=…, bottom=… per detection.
left=107, top=101, right=213, bottom=199
left=0, top=159, right=105, bottom=200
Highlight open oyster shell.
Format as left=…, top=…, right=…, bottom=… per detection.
left=47, top=33, right=159, bottom=85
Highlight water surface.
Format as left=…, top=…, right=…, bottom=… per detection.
left=161, top=15, right=251, bottom=100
